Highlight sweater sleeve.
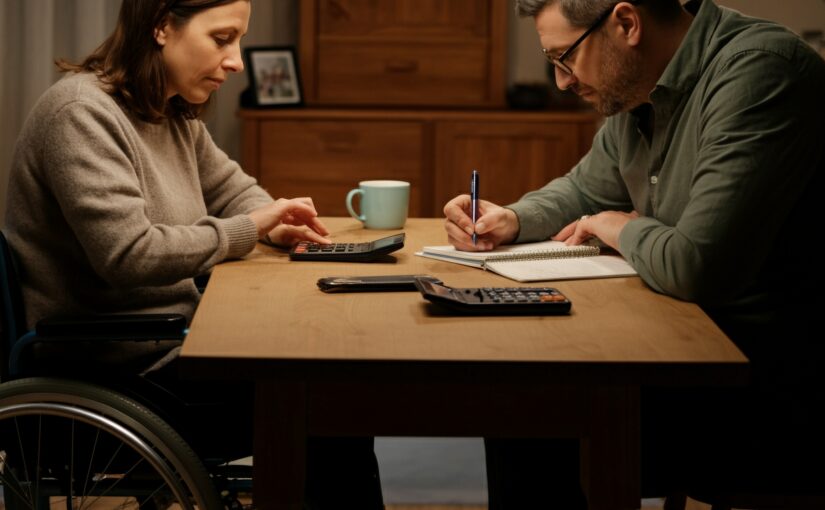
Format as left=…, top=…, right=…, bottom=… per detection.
left=40, top=100, right=259, bottom=288
left=190, top=119, right=274, bottom=218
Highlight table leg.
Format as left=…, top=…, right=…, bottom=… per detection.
left=581, top=385, right=641, bottom=510
left=253, top=380, right=307, bottom=510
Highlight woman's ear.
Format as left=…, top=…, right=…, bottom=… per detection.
left=154, top=19, right=170, bottom=46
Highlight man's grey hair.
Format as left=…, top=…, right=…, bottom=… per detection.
left=515, top=0, right=684, bottom=27
left=514, top=0, right=619, bottom=27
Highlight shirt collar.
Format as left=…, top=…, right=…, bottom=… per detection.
left=653, top=0, right=723, bottom=96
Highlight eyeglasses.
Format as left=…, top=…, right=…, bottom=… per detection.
left=542, top=1, right=639, bottom=76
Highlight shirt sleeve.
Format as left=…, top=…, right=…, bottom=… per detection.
left=507, top=120, right=633, bottom=242
left=619, top=44, right=825, bottom=304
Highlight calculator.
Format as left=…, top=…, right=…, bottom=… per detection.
left=289, top=233, right=405, bottom=262
left=413, top=277, right=571, bottom=315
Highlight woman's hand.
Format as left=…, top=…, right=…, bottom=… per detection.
left=552, top=211, right=639, bottom=250
left=443, top=194, right=520, bottom=251
left=248, top=197, right=330, bottom=245
left=265, top=224, right=330, bottom=247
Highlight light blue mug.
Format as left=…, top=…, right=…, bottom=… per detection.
left=345, top=180, right=410, bottom=229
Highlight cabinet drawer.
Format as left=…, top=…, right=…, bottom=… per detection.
left=256, top=120, right=426, bottom=217
left=317, top=42, right=488, bottom=106
left=318, top=0, right=489, bottom=39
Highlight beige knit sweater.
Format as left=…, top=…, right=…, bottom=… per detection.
left=4, top=72, right=273, bottom=328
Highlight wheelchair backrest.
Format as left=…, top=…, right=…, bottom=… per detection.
left=0, top=230, right=28, bottom=381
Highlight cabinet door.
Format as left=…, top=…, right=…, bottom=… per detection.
left=434, top=121, right=590, bottom=216
left=254, top=120, right=427, bottom=217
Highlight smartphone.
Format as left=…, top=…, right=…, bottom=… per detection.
left=317, top=275, right=443, bottom=293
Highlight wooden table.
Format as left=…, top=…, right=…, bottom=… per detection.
left=180, top=218, right=748, bottom=509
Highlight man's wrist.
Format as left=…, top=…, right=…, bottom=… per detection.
left=503, top=208, right=521, bottom=244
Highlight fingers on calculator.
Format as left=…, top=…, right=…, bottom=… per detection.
left=289, top=234, right=405, bottom=262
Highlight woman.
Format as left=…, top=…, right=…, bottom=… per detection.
left=3, top=0, right=383, bottom=507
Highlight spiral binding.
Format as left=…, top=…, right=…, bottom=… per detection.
left=484, top=245, right=599, bottom=263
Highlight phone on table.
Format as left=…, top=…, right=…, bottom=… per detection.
left=413, top=277, right=571, bottom=315
left=317, top=275, right=443, bottom=293
left=289, top=233, right=405, bottom=262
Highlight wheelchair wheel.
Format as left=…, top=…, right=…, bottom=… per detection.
left=0, top=377, right=223, bottom=509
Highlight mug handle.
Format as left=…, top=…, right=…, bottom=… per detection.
left=345, top=189, right=366, bottom=222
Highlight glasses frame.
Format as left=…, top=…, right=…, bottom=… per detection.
left=542, top=1, right=638, bottom=76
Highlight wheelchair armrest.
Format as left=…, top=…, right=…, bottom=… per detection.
left=36, top=313, right=188, bottom=339
left=8, top=314, right=187, bottom=378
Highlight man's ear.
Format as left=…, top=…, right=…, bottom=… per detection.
left=612, top=2, right=642, bottom=47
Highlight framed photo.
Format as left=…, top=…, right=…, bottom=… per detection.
left=244, top=46, right=303, bottom=107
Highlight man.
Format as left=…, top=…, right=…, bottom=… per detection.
left=443, top=0, right=824, bottom=507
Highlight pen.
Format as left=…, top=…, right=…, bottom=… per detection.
left=471, top=169, right=479, bottom=245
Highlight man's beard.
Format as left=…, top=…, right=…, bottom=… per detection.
left=587, top=35, right=644, bottom=116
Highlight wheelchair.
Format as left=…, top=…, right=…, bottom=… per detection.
left=0, top=231, right=250, bottom=509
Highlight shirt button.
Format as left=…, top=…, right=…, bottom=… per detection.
left=650, top=175, right=659, bottom=185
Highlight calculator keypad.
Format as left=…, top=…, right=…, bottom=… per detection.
left=292, top=242, right=370, bottom=255
left=478, top=287, right=567, bottom=304
left=289, top=234, right=405, bottom=262
left=415, top=279, right=571, bottom=315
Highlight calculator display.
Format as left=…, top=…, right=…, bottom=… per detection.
left=372, top=234, right=405, bottom=249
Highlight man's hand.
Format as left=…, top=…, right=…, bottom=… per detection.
left=552, top=211, right=639, bottom=250
left=443, top=194, right=520, bottom=251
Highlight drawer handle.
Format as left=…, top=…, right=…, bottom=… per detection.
left=324, top=141, right=356, bottom=152
left=384, top=59, right=419, bottom=73
left=320, top=132, right=358, bottom=153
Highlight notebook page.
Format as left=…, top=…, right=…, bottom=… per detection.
left=485, top=255, right=637, bottom=282
left=421, top=240, right=594, bottom=262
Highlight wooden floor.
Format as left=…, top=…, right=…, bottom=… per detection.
left=385, top=500, right=713, bottom=510
left=0, top=496, right=716, bottom=509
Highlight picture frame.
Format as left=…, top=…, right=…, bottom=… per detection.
left=243, top=46, right=303, bottom=107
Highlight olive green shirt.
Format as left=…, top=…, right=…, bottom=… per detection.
left=508, top=0, right=824, bottom=338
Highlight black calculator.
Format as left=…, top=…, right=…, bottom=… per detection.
left=289, top=233, right=405, bottom=262
left=413, top=277, right=571, bottom=315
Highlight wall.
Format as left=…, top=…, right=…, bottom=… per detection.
left=0, top=0, right=121, bottom=226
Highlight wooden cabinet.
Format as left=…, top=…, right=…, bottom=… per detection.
left=299, top=0, right=508, bottom=107
left=434, top=117, right=597, bottom=211
left=273, top=0, right=601, bottom=220
left=239, top=109, right=600, bottom=218
left=249, top=117, right=427, bottom=217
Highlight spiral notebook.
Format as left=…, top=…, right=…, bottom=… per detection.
left=416, top=240, right=637, bottom=282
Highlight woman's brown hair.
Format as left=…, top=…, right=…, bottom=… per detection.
left=58, top=0, right=244, bottom=123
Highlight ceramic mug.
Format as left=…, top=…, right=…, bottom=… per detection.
left=345, top=180, right=410, bottom=229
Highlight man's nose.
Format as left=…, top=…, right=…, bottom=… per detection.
left=554, top=66, right=577, bottom=91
